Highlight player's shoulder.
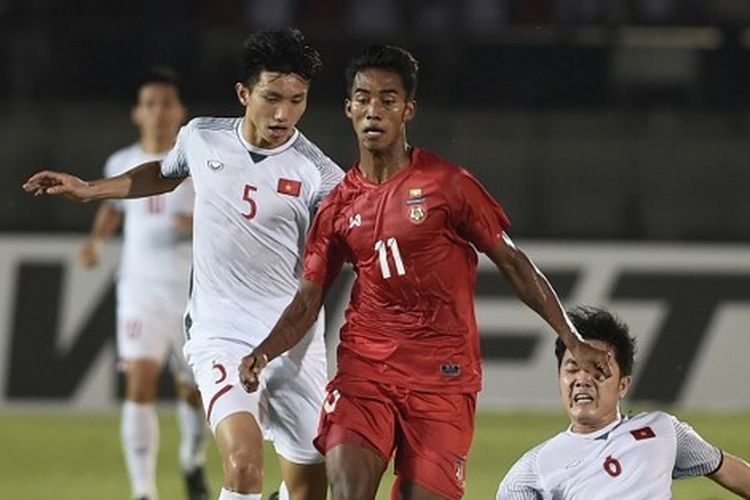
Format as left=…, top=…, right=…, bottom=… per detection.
left=105, top=143, right=141, bottom=175
left=186, top=116, right=240, bottom=134
left=107, top=142, right=140, bottom=162
left=413, top=147, right=478, bottom=185
left=620, top=411, right=678, bottom=439
left=625, top=411, right=675, bottom=427
left=292, top=131, right=344, bottom=177
left=414, top=148, right=462, bottom=173
left=533, top=430, right=574, bottom=462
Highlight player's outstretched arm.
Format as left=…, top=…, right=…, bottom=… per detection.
left=239, top=279, right=326, bottom=393
left=486, top=232, right=612, bottom=381
left=709, top=452, right=750, bottom=498
left=22, top=161, right=183, bottom=202
left=79, top=202, right=123, bottom=268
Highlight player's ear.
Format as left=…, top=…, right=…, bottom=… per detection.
left=618, top=375, right=632, bottom=400
left=344, top=98, right=353, bottom=118
left=404, top=99, right=416, bottom=123
left=131, top=104, right=141, bottom=128
left=235, top=83, right=250, bottom=107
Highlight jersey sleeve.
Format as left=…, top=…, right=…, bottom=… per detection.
left=303, top=195, right=347, bottom=288
left=169, top=177, right=195, bottom=216
left=160, top=123, right=191, bottom=178
left=497, top=447, right=544, bottom=500
left=449, top=168, right=511, bottom=252
left=311, top=158, right=345, bottom=211
left=670, top=415, right=723, bottom=479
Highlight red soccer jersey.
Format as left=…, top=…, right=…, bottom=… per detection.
left=304, top=148, right=511, bottom=393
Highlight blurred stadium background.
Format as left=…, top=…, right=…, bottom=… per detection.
left=1, top=1, right=749, bottom=498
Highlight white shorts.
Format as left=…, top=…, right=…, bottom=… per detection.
left=184, top=323, right=327, bottom=465
left=116, top=280, right=192, bottom=382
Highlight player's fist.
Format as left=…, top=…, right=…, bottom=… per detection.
left=238, top=351, right=269, bottom=393
left=79, top=239, right=102, bottom=268
left=570, top=340, right=613, bottom=382
left=22, top=170, right=93, bottom=202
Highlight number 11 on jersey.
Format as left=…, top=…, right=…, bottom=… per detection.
left=375, top=237, right=406, bottom=279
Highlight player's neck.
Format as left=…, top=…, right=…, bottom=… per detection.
left=140, top=135, right=173, bottom=155
left=358, top=142, right=411, bottom=184
left=570, top=410, right=621, bottom=434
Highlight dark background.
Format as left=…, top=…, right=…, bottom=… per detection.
left=2, top=0, right=750, bottom=240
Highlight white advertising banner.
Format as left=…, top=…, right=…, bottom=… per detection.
left=1, top=236, right=748, bottom=410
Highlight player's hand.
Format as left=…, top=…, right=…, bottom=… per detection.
left=570, top=340, right=613, bottom=381
left=238, top=351, right=269, bottom=393
left=22, top=170, right=93, bottom=202
left=79, top=239, right=102, bottom=268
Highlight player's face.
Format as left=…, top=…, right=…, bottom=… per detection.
left=235, top=71, right=309, bottom=149
left=345, top=68, right=415, bottom=153
left=559, top=340, right=632, bottom=433
left=132, top=83, right=185, bottom=142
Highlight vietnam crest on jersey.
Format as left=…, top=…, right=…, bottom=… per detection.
left=405, top=187, right=427, bottom=224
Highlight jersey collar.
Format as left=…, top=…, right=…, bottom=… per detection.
left=236, top=118, right=300, bottom=156
left=352, top=146, right=420, bottom=188
left=566, top=413, right=624, bottom=440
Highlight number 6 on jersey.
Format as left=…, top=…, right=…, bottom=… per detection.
left=375, top=237, right=406, bottom=279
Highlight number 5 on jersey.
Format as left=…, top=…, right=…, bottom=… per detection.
left=242, top=184, right=258, bottom=220
left=375, top=237, right=406, bottom=279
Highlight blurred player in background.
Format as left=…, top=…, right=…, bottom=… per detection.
left=24, top=29, right=343, bottom=500
left=239, top=44, right=612, bottom=500
left=497, top=306, right=750, bottom=499
left=78, top=67, right=208, bottom=500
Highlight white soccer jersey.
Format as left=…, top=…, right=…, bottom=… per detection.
left=497, top=411, right=723, bottom=500
left=104, top=143, right=193, bottom=290
left=160, top=117, right=344, bottom=344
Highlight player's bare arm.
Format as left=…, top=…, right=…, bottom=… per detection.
left=486, top=232, right=613, bottom=381
left=22, top=161, right=183, bottom=202
left=709, top=452, right=750, bottom=498
left=239, top=279, right=326, bottom=393
left=79, top=202, right=123, bottom=268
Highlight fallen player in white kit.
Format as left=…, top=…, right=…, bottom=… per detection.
left=497, top=306, right=750, bottom=500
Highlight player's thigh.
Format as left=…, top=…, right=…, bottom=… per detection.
left=263, top=349, right=328, bottom=465
left=316, top=384, right=397, bottom=498
left=184, top=337, right=261, bottom=434
left=395, top=392, right=477, bottom=500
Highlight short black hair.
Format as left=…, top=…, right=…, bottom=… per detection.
left=135, top=66, right=183, bottom=102
left=555, top=306, right=636, bottom=376
left=345, top=44, right=419, bottom=100
left=240, top=28, right=322, bottom=86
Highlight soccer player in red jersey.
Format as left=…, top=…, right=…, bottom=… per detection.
left=239, top=45, right=613, bottom=500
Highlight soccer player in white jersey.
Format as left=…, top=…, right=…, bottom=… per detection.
left=23, top=29, right=343, bottom=500
left=497, top=307, right=750, bottom=500
left=77, top=68, right=209, bottom=500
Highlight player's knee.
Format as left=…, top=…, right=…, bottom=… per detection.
left=224, top=450, right=262, bottom=485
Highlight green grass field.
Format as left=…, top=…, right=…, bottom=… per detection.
left=0, top=410, right=747, bottom=499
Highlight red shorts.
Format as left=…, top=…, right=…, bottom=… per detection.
left=313, top=379, right=476, bottom=499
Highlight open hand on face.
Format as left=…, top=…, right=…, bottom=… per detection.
left=570, top=340, right=614, bottom=382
